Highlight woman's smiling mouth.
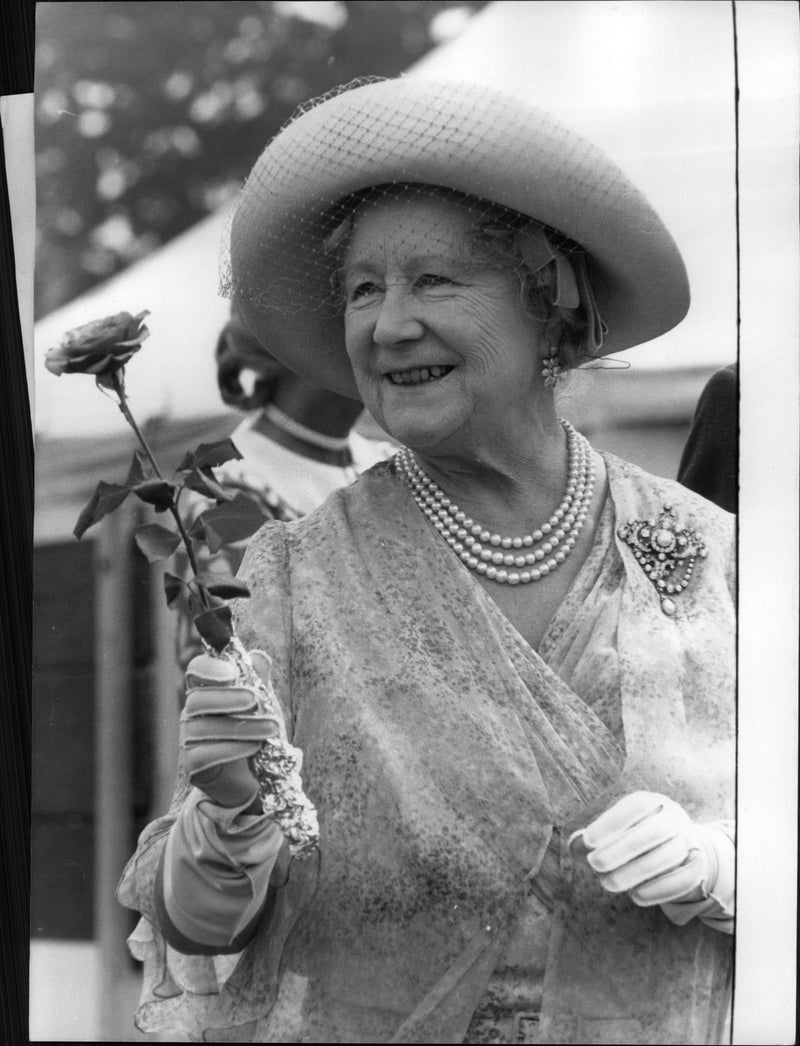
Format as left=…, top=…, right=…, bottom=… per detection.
left=386, top=365, right=454, bottom=386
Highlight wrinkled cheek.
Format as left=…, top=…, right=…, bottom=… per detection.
left=344, top=329, right=383, bottom=412
left=343, top=322, right=372, bottom=385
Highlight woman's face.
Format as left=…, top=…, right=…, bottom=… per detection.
left=341, top=194, right=548, bottom=455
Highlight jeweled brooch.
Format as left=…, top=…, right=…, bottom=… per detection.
left=617, top=504, right=707, bottom=616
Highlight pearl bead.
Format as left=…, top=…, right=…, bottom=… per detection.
left=486, top=566, right=498, bottom=580
left=507, top=573, right=520, bottom=585
left=500, top=537, right=513, bottom=549
left=491, top=551, right=504, bottom=565
left=512, top=537, right=523, bottom=548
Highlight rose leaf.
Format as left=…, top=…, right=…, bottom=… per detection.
left=196, top=494, right=268, bottom=553
left=135, top=523, right=181, bottom=563
left=126, top=449, right=152, bottom=486
left=133, top=478, right=176, bottom=512
left=193, top=439, right=244, bottom=470
left=163, top=572, right=184, bottom=608
left=176, top=439, right=243, bottom=474
left=194, top=605, right=234, bottom=653
left=199, top=574, right=251, bottom=600
left=184, top=467, right=235, bottom=504
left=73, top=481, right=132, bottom=539
left=187, top=515, right=206, bottom=543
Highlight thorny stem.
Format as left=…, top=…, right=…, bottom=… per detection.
left=110, top=370, right=211, bottom=610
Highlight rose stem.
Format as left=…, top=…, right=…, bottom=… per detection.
left=110, top=370, right=211, bottom=609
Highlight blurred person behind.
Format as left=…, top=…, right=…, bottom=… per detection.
left=213, top=303, right=396, bottom=530
left=677, top=363, right=738, bottom=513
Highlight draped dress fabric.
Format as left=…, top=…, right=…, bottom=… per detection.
left=118, top=452, right=735, bottom=1044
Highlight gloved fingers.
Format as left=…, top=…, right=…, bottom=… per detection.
left=594, top=836, right=693, bottom=894
left=629, top=850, right=708, bottom=906
left=585, top=807, right=685, bottom=874
left=572, top=791, right=691, bottom=855
left=570, top=791, right=669, bottom=853
left=186, top=650, right=274, bottom=692
left=183, top=684, right=262, bottom=718
left=181, top=711, right=280, bottom=748
left=183, top=740, right=264, bottom=779
left=187, top=758, right=261, bottom=809
left=185, top=654, right=238, bottom=689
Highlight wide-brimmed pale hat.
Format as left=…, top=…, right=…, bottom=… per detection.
left=224, top=77, right=689, bottom=399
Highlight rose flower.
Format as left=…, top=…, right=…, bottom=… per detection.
left=45, top=310, right=150, bottom=378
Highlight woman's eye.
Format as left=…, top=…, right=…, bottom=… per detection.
left=417, top=273, right=452, bottom=289
left=348, top=281, right=380, bottom=302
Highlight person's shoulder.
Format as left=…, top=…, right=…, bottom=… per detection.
left=603, top=451, right=734, bottom=535
left=705, top=363, right=738, bottom=395
left=285, top=458, right=398, bottom=531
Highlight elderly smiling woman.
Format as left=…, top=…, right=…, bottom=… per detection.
left=119, top=80, right=735, bottom=1045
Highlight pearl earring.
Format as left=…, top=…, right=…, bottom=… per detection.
left=542, top=346, right=563, bottom=389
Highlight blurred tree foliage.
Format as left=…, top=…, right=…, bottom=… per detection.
left=34, top=0, right=487, bottom=318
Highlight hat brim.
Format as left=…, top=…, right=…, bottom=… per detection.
left=229, top=79, right=689, bottom=399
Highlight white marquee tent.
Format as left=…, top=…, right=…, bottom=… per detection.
left=33, top=0, right=741, bottom=446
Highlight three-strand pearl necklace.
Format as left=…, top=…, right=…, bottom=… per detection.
left=396, top=419, right=595, bottom=585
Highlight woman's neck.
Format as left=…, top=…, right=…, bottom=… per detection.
left=412, top=415, right=571, bottom=535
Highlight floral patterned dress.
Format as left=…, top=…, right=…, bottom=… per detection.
left=119, top=452, right=735, bottom=1044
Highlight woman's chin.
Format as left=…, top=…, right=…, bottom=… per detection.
left=366, top=382, right=464, bottom=450
left=377, top=408, right=462, bottom=452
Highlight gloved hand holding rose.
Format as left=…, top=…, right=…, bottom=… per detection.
left=180, top=652, right=282, bottom=809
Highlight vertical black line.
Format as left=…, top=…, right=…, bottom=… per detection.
left=1, top=4, right=36, bottom=1042
left=730, top=2, right=740, bottom=1043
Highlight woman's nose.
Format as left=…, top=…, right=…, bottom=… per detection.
left=372, top=286, right=424, bottom=347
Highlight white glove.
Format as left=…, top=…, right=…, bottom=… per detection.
left=180, top=652, right=281, bottom=808
left=569, top=791, right=734, bottom=930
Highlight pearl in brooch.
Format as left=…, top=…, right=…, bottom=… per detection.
left=396, top=419, right=595, bottom=585
left=617, top=504, right=707, bottom=614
